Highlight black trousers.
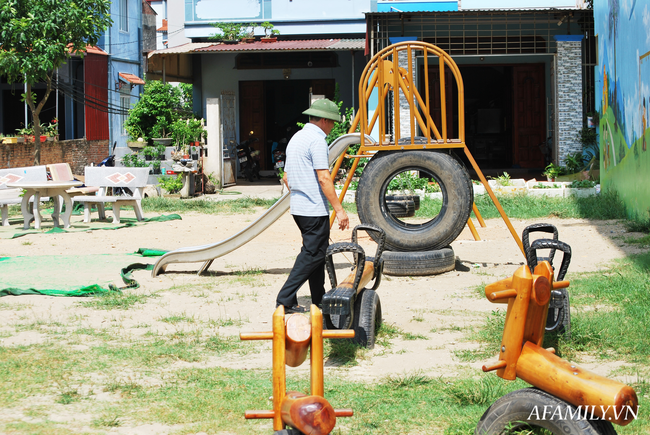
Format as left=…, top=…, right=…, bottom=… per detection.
left=276, top=215, right=330, bottom=308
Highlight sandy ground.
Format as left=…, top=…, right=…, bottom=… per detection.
left=1, top=187, right=647, bottom=386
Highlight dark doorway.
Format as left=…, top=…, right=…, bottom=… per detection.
left=421, top=63, right=546, bottom=170
left=240, top=79, right=335, bottom=171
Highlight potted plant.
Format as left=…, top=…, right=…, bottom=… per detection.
left=151, top=116, right=173, bottom=146
left=261, top=21, right=280, bottom=42
left=241, top=23, right=256, bottom=43
left=210, top=22, right=248, bottom=44
left=542, top=163, right=563, bottom=182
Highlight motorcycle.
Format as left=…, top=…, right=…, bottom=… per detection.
left=236, top=137, right=261, bottom=182
left=271, top=138, right=287, bottom=177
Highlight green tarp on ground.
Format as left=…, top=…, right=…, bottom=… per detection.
left=0, top=251, right=165, bottom=297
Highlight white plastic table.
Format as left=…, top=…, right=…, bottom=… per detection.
left=7, top=180, right=82, bottom=229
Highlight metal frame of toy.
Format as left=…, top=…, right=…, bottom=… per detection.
left=329, top=41, right=525, bottom=255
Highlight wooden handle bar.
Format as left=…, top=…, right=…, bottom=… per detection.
left=323, top=329, right=355, bottom=339
left=241, top=330, right=354, bottom=341
left=487, top=289, right=517, bottom=302
left=240, top=332, right=273, bottom=340
left=285, top=314, right=311, bottom=367
left=245, top=409, right=354, bottom=420
left=517, top=342, right=638, bottom=426
left=281, top=391, right=337, bottom=435
left=245, top=410, right=275, bottom=419
left=482, top=360, right=507, bottom=372
left=553, top=280, right=570, bottom=289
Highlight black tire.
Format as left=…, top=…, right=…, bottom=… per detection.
left=385, top=194, right=421, bottom=210
left=546, top=288, right=571, bottom=338
left=356, top=150, right=473, bottom=252
left=386, top=200, right=416, bottom=218
left=475, top=388, right=617, bottom=435
left=273, top=430, right=303, bottom=435
left=382, top=247, right=456, bottom=276
left=351, top=289, right=382, bottom=349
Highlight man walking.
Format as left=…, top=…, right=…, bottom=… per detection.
left=276, top=99, right=350, bottom=313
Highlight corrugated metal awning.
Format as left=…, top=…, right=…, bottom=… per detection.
left=194, top=38, right=365, bottom=53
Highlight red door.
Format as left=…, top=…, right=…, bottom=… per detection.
left=512, top=64, right=546, bottom=168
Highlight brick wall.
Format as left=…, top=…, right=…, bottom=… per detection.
left=555, top=38, right=584, bottom=165
left=0, top=139, right=110, bottom=175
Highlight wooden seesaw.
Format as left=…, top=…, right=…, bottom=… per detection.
left=240, top=305, right=354, bottom=435
left=475, top=224, right=639, bottom=434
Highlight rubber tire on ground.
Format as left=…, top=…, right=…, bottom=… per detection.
left=382, top=247, right=456, bottom=276
left=546, top=287, right=571, bottom=339
left=273, top=429, right=303, bottom=435
left=356, top=150, right=473, bottom=252
left=475, top=388, right=617, bottom=435
left=385, top=194, right=421, bottom=210
left=386, top=200, right=415, bottom=218
left=351, top=289, right=382, bottom=349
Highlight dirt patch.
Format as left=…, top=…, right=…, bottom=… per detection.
left=1, top=207, right=645, bottom=381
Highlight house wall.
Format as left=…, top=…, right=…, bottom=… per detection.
left=594, top=0, right=650, bottom=219
left=0, top=140, right=109, bottom=174
left=199, top=51, right=360, bottom=143
left=102, top=0, right=145, bottom=151
left=184, top=0, right=371, bottom=39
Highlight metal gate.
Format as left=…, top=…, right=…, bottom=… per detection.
left=221, top=91, right=237, bottom=187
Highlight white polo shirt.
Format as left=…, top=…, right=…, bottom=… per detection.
left=285, top=123, right=329, bottom=217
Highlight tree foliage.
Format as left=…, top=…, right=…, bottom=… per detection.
left=124, top=80, right=187, bottom=141
left=0, top=0, right=112, bottom=164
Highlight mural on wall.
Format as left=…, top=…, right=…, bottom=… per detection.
left=595, top=0, right=650, bottom=218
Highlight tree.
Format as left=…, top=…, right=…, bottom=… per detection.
left=124, top=80, right=185, bottom=141
left=0, top=0, right=112, bottom=165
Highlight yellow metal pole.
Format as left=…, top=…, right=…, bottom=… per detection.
left=473, top=202, right=486, bottom=227
left=463, top=147, right=525, bottom=257
left=467, top=217, right=480, bottom=241
left=439, top=56, right=447, bottom=142
left=407, top=45, right=415, bottom=140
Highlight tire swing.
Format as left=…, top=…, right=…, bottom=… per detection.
left=356, top=150, right=472, bottom=276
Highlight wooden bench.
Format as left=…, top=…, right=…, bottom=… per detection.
left=0, top=166, right=48, bottom=226
left=72, top=167, right=150, bottom=224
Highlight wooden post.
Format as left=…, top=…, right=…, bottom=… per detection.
left=272, top=305, right=287, bottom=431
left=310, top=305, right=325, bottom=397
left=285, top=313, right=311, bottom=367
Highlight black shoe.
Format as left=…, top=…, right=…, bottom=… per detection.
left=283, top=305, right=308, bottom=314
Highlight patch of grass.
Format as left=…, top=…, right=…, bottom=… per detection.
left=142, top=196, right=277, bottom=214
left=21, top=241, right=32, bottom=246
left=78, top=291, right=156, bottom=310
left=402, top=332, right=428, bottom=340
left=625, top=234, right=650, bottom=247
left=234, top=267, right=264, bottom=276
left=105, top=380, right=143, bottom=398
left=467, top=190, right=626, bottom=220
left=92, top=414, right=122, bottom=428
left=159, top=313, right=196, bottom=324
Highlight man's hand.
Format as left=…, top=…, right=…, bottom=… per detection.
left=316, top=169, right=349, bottom=231
left=336, top=208, right=349, bottom=230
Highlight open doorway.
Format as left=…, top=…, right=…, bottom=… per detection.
left=421, top=63, right=546, bottom=170
left=239, top=79, right=335, bottom=171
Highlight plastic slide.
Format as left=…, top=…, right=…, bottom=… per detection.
left=151, top=133, right=375, bottom=277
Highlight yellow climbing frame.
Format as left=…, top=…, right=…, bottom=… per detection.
left=329, top=41, right=525, bottom=257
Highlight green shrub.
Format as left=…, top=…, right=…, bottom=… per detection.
left=158, top=175, right=183, bottom=194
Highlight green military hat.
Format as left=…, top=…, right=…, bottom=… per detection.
left=302, top=98, right=341, bottom=122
